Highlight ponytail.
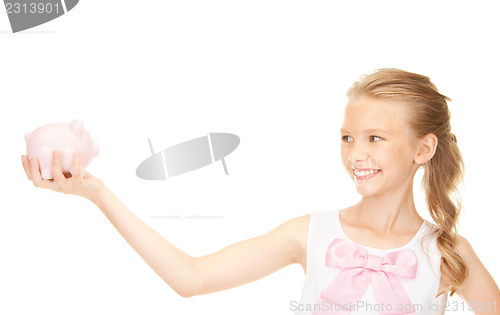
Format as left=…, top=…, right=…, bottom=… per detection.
left=422, top=132, right=468, bottom=295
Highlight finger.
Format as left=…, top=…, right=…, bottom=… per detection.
left=72, top=151, right=83, bottom=179
left=51, top=151, right=66, bottom=184
left=30, top=157, right=60, bottom=191
left=21, top=155, right=32, bottom=181
left=29, top=157, right=45, bottom=188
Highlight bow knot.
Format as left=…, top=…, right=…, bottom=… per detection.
left=365, top=254, right=383, bottom=272
left=313, top=238, right=418, bottom=315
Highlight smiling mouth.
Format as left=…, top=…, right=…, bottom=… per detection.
left=353, top=168, right=381, bottom=179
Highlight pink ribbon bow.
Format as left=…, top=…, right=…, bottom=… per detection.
left=313, top=238, right=418, bottom=315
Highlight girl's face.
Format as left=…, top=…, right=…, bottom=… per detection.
left=340, top=95, right=419, bottom=196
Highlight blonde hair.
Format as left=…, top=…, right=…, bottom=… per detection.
left=346, top=68, right=468, bottom=295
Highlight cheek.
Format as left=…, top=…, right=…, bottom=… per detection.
left=387, top=144, right=414, bottom=170
left=371, top=146, right=398, bottom=171
left=340, top=148, right=350, bottom=169
left=396, top=141, right=415, bottom=161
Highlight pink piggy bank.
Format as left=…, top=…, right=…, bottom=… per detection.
left=25, top=120, right=99, bottom=180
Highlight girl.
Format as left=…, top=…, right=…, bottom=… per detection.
left=22, top=69, right=499, bottom=314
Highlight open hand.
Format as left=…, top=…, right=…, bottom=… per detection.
left=22, top=151, right=105, bottom=203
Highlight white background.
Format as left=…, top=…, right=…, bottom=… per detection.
left=1, top=1, right=499, bottom=314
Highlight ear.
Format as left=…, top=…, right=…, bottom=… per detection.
left=69, top=120, right=83, bottom=137
left=414, top=133, right=438, bottom=165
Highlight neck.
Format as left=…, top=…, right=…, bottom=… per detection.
left=354, top=179, right=422, bottom=233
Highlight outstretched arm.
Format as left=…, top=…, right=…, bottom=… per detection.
left=22, top=152, right=309, bottom=298
left=92, top=188, right=309, bottom=297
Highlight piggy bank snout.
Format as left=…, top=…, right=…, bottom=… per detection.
left=93, top=142, right=100, bottom=157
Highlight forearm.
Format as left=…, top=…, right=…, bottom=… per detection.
left=93, top=187, right=199, bottom=297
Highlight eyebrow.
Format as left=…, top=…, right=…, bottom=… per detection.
left=340, top=128, right=390, bottom=134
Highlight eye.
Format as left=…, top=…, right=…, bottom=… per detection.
left=370, top=136, right=383, bottom=142
left=341, top=135, right=353, bottom=143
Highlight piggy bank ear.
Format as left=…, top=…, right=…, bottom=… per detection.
left=70, top=120, right=83, bottom=137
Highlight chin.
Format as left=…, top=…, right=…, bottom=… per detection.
left=352, top=179, right=382, bottom=197
left=355, top=187, right=379, bottom=197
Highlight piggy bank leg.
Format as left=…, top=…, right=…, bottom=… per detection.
left=62, top=149, right=79, bottom=177
left=41, top=169, right=52, bottom=180
left=40, top=163, right=52, bottom=179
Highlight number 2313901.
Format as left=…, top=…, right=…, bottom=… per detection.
left=5, top=2, right=61, bottom=14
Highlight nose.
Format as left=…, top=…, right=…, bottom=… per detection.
left=347, top=142, right=370, bottom=164
left=348, top=152, right=368, bottom=164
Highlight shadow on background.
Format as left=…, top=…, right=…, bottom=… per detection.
left=149, top=215, right=225, bottom=219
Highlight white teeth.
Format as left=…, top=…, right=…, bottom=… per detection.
left=354, top=169, right=379, bottom=177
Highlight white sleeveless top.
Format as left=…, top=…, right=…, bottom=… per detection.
left=294, top=210, right=447, bottom=315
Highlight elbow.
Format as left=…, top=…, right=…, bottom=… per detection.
left=163, top=257, right=205, bottom=298
left=169, top=270, right=204, bottom=298
left=174, top=281, right=204, bottom=298
left=177, top=289, right=195, bottom=298
left=165, top=280, right=197, bottom=298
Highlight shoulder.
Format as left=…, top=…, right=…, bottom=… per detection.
left=436, top=234, right=475, bottom=295
left=270, top=214, right=311, bottom=243
left=454, top=234, right=475, bottom=260
left=453, top=234, right=484, bottom=274
left=439, top=234, right=477, bottom=284
left=286, top=213, right=311, bottom=226
left=283, top=210, right=338, bottom=229
left=279, top=214, right=310, bottom=244
left=434, top=233, right=476, bottom=266
left=451, top=234, right=500, bottom=301
left=278, top=210, right=341, bottom=248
